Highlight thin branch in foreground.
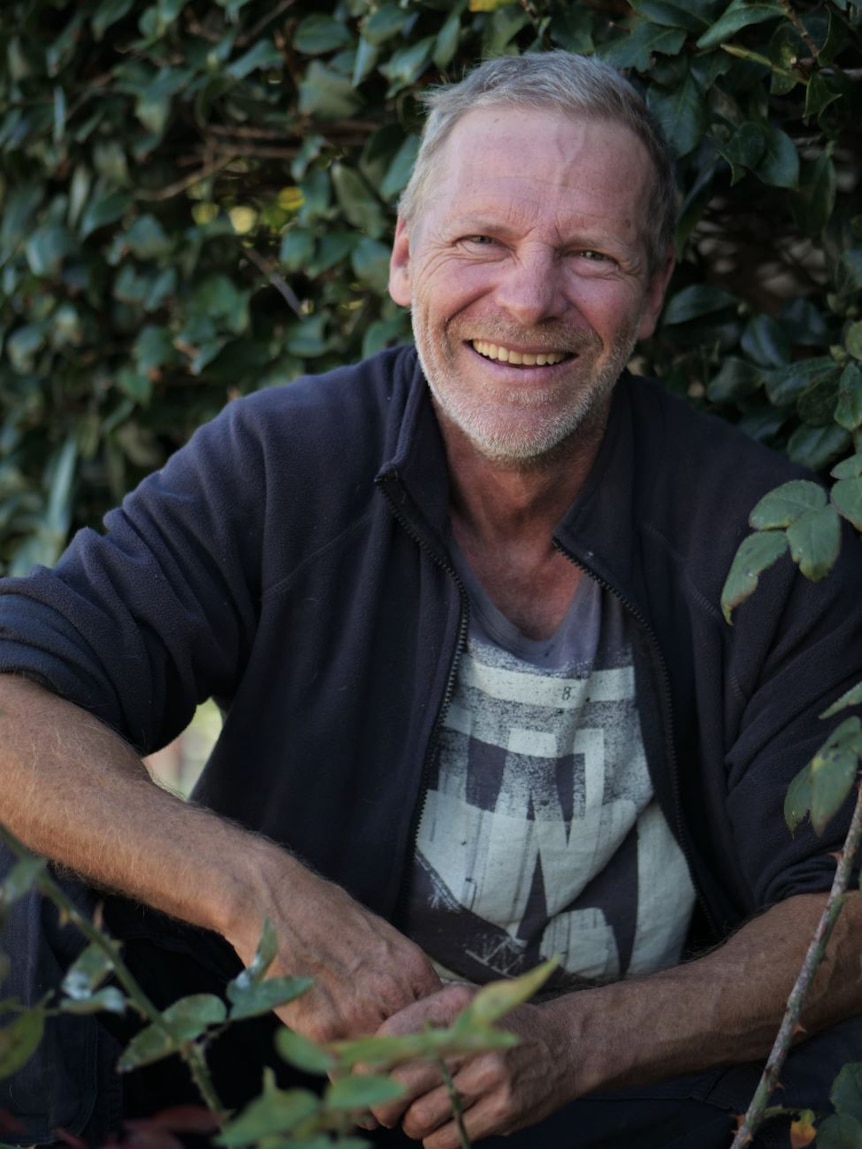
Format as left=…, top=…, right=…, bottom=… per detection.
left=730, top=779, right=862, bottom=1147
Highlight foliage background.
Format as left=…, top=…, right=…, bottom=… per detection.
left=0, top=0, right=860, bottom=574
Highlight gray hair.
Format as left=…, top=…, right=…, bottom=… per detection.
left=399, top=50, right=678, bottom=277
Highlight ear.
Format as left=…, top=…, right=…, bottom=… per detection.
left=388, top=216, right=413, bottom=307
left=636, top=250, right=676, bottom=341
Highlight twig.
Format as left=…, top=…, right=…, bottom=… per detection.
left=436, top=1057, right=471, bottom=1149
left=135, top=155, right=238, bottom=202
left=0, top=822, right=228, bottom=1122
left=729, top=779, right=862, bottom=1147
left=778, top=0, right=821, bottom=61
left=236, top=0, right=298, bottom=47
left=243, top=246, right=304, bottom=317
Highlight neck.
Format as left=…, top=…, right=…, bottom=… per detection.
left=439, top=398, right=610, bottom=546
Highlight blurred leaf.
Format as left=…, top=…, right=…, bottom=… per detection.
left=299, top=61, right=363, bottom=119
left=809, top=717, right=862, bottom=834
left=118, top=994, right=227, bottom=1071
left=433, top=7, right=462, bottom=69
left=785, top=503, right=842, bottom=580
left=92, top=0, right=135, bottom=39
left=831, top=477, right=862, bottom=532
left=696, top=0, right=784, bottom=49
left=228, top=977, right=312, bottom=1022
left=216, top=1070, right=319, bottom=1147
left=456, top=960, right=558, bottom=1028
left=630, top=0, right=708, bottom=32
left=600, top=23, right=686, bottom=70
left=0, top=857, right=46, bottom=907
left=749, top=480, right=826, bottom=529
left=352, top=236, right=391, bottom=293
left=662, top=284, right=736, bottom=325
left=0, top=1010, right=45, bottom=1080
left=379, top=37, right=435, bottom=94
left=706, top=357, right=762, bottom=403
left=793, top=151, right=837, bottom=238
left=226, top=39, right=283, bottom=80
left=331, top=164, right=386, bottom=237
left=815, top=1112, right=862, bottom=1148
left=787, top=423, right=852, bottom=471
left=721, top=530, right=788, bottom=623
left=765, top=358, right=839, bottom=406
left=742, top=315, right=791, bottom=369
left=835, top=364, right=862, bottom=431
left=275, top=1026, right=336, bottom=1074
left=325, top=1073, right=404, bottom=1110
left=785, top=759, right=814, bottom=833
left=61, top=942, right=115, bottom=1000
left=80, top=192, right=132, bottom=239
left=846, top=322, right=862, bottom=362
left=294, top=14, right=353, bottom=55
left=362, top=3, right=414, bottom=45
left=60, top=987, right=127, bottom=1015
left=831, top=1063, right=862, bottom=1123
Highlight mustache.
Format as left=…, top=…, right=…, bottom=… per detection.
left=449, top=318, right=603, bottom=355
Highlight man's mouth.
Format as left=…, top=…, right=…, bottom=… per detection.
left=471, top=340, right=571, bottom=367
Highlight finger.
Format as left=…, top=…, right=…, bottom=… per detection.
left=376, top=983, right=475, bottom=1037
left=402, top=1080, right=476, bottom=1143
left=370, top=1059, right=451, bottom=1128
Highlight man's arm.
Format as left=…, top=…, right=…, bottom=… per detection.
left=368, top=890, right=862, bottom=1148
left=0, top=674, right=440, bottom=1041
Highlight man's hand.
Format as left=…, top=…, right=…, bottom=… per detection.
left=365, top=984, right=577, bottom=1148
left=229, top=857, right=441, bottom=1043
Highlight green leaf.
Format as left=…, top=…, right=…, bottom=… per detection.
left=80, top=192, right=132, bottom=240
left=662, top=284, right=736, bottom=325
left=352, top=36, right=379, bottom=86
left=600, top=23, right=687, bottom=71
left=815, top=1112, right=862, bottom=1149
left=279, top=229, right=315, bottom=273
left=720, top=531, right=788, bottom=623
left=706, top=357, right=762, bottom=403
left=835, top=364, right=862, bottom=431
left=351, top=237, right=391, bottom=294
left=821, top=681, right=862, bottom=720
left=379, top=37, right=435, bottom=95
left=831, top=1063, right=862, bottom=1123
left=116, top=368, right=153, bottom=405
left=787, top=423, right=852, bottom=472
left=433, top=8, right=462, bottom=69
left=362, top=3, right=414, bottom=46
left=785, top=503, right=841, bottom=581
left=846, top=322, right=862, bottom=363
left=785, top=760, right=814, bottom=833
left=24, top=224, right=76, bottom=276
left=832, top=454, right=862, bottom=481
left=216, top=1070, right=319, bottom=1147
left=696, top=0, right=784, bottom=49
left=629, top=0, right=708, bottom=33
left=380, top=134, right=420, bottom=201
left=457, top=960, right=558, bottom=1029
left=228, top=976, right=312, bottom=1022
left=831, top=477, right=862, bottom=532
left=804, top=72, right=842, bottom=124
left=647, top=71, right=708, bottom=158
left=60, top=987, right=127, bottom=1015
left=293, top=14, right=353, bottom=55
left=299, top=61, right=363, bottom=120
left=324, top=1073, right=405, bottom=1110
left=809, top=717, right=862, bottom=835
left=764, top=357, right=838, bottom=406
left=61, top=942, right=116, bottom=1000
left=0, top=857, right=46, bottom=907
left=275, top=1026, right=336, bottom=1074
left=124, top=215, right=171, bottom=259
left=757, top=124, right=799, bottom=189
left=118, top=994, right=227, bottom=1071
left=0, top=1010, right=45, bottom=1080
left=226, top=39, right=283, bottom=80
left=749, top=480, right=826, bottom=530
left=331, top=163, right=386, bottom=237
left=92, top=0, right=135, bottom=40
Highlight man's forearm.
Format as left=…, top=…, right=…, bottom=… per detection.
left=555, top=890, right=862, bottom=1096
left=0, top=674, right=441, bottom=1040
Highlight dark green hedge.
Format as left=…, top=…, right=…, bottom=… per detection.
left=0, top=0, right=860, bottom=572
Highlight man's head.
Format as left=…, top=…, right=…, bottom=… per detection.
left=399, top=51, right=677, bottom=282
left=388, top=52, right=677, bottom=468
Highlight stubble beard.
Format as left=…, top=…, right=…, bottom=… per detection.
left=412, top=311, right=638, bottom=470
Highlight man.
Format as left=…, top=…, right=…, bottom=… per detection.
left=1, top=50, right=861, bottom=1149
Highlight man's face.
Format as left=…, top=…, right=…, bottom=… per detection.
left=389, top=107, right=673, bottom=465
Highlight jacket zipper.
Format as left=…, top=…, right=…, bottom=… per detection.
left=554, top=539, right=719, bottom=941
left=376, top=473, right=470, bottom=925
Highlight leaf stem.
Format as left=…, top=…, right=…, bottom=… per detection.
left=435, top=1056, right=471, bottom=1149
left=729, top=779, right=862, bottom=1147
left=0, top=822, right=228, bottom=1122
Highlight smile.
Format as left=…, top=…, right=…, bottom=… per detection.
left=471, top=340, right=570, bottom=367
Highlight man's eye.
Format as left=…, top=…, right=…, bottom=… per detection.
left=463, top=235, right=495, bottom=246
left=579, top=250, right=608, bottom=261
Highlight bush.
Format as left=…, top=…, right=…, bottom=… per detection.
left=0, top=0, right=859, bottom=573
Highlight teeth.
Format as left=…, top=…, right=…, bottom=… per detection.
left=472, top=340, right=566, bottom=366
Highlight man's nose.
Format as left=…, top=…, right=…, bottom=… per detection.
left=492, top=248, right=568, bottom=327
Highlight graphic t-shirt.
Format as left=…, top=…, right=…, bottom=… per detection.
left=404, top=558, right=695, bottom=993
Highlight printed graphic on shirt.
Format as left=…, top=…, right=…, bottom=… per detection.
left=405, top=636, right=695, bottom=991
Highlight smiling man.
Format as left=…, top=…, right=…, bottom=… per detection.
left=1, top=51, right=862, bottom=1149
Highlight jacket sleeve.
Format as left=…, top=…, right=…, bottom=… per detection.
left=0, top=396, right=268, bottom=752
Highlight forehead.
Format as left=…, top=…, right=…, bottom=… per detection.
left=423, top=106, right=654, bottom=244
